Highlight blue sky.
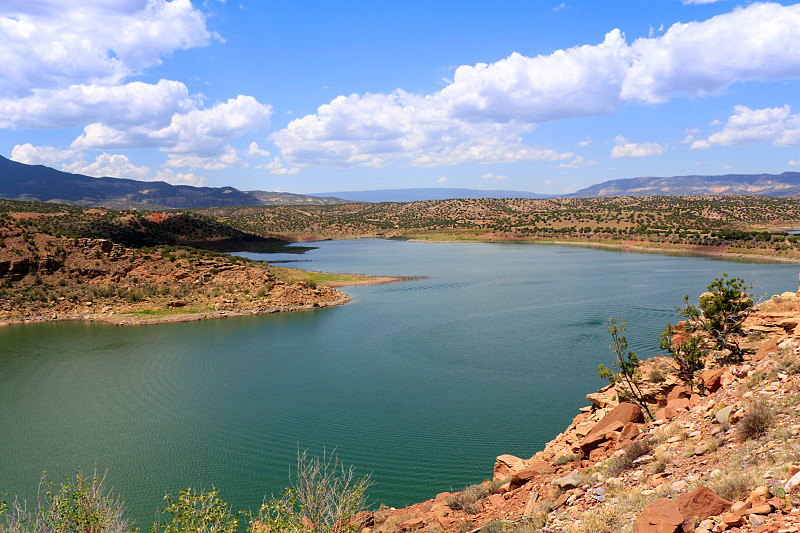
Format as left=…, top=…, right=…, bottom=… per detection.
left=2, top=1, right=800, bottom=195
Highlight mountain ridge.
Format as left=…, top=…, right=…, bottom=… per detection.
left=0, top=155, right=346, bottom=209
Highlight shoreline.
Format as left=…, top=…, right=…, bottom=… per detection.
left=0, top=294, right=352, bottom=328
left=0, top=276, right=409, bottom=328
left=395, top=235, right=800, bottom=264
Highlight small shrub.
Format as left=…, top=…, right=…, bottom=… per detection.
left=738, top=399, right=775, bottom=441
left=604, top=439, right=653, bottom=477
left=447, top=484, right=490, bottom=515
left=553, top=454, right=579, bottom=466
left=0, top=469, right=135, bottom=533
left=708, top=469, right=755, bottom=501
left=155, top=487, right=239, bottom=533
left=647, top=369, right=666, bottom=383
left=251, top=449, right=371, bottom=533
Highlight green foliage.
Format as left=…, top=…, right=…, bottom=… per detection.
left=250, top=450, right=371, bottom=533
left=598, top=318, right=653, bottom=420
left=0, top=469, right=135, bottom=533
left=662, top=274, right=755, bottom=386
left=154, top=487, right=239, bottom=533
left=659, top=324, right=706, bottom=386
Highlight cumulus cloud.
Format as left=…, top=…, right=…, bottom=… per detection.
left=72, top=95, right=272, bottom=159
left=577, top=137, right=592, bottom=147
left=10, top=142, right=213, bottom=185
left=0, top=80, right=197, bottom=130
left=693, top=105, right=800, bottom=148
left=789, top=160, right=800, bottom=166
left=11, top=143, right=79, bottom=168
left=63, top=152, right=152, bottom=180
left=256, top=157, right=300, bottom=175
left=437, top=177, right=447, bottom=183
left=558, top=156, right=598, bottom=168
left=154, top=168, right=206, bottom=186
left=0, top=0, right=210, bottom=98
left=611, top=135, right=666, bottom=158
left=246, top=142, right=271, bottom=158
left=482, top=172, right=508, bottom=180
left=273, top=3, right=800, bottom=168
left=273, top=91, right=573, bottom=168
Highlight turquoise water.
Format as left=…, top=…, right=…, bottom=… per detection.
left=1, top=240, right=798, bottom=526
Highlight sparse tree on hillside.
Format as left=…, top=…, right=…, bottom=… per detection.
left=598, top=317, right=654, bottom=421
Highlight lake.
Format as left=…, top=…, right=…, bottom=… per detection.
left=1, top=240, right=798, bottom=526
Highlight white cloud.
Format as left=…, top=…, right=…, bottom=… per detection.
left=577, top=137, right=592, bottom=147
left=690, top=139, right=712, bottom=150
left=623, top=3, right=800, bottom=104
left=611, top=135, right=666, bottom=158
left=273, top=91, right=573, bottom=168
left=71, top=95, right=272, bottom=163
left=0, top=80, right=197, bottom=130
left=63, top=152, right=152, bottom=180
left=692, top=105, right=800, bottom=148
left=0, top=0, right=211, bottom=98
left=10, top=142, right=213, bottom=185
left=257, top=157, right=300, bottom=175
left=11, top=143, right=79, bottom=167
left=482, top=172, right=508, bottom=180
left=789, top=160, right=800, bottom=166
left=165, top=146, right=240, bottom=170
left=558, top=155, right=598, bottom=168
left=273, top=3, right=800, bottom=169
left=154, top=168, right=206, bottom=186
left=437, top=177, right=447, bottom=183
left=246, top=141, right=271, bottom=158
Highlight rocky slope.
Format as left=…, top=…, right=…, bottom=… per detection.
left=356, top=284, right=800, bottom=533
left=0, top=216, right=348, bottom=326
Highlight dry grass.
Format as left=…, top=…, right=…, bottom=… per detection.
left=737, top=399, right=776, bottom=441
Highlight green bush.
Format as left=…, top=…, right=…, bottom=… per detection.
left=250, top=450, right=371, bottom=533
left=154, top=487, right=239, bottom=533
left=0, top=469, right=134, bottom=533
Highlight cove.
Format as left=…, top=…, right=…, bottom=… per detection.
left=1, top=240, right=798, bottom=526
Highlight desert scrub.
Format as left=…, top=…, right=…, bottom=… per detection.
left=647, top=368, right=666, bottom=383
left=603, top=438, right=653, bottom=478
left=738, top=398, right=776, bottom=441
left=553, top=454, right=579, bottom=466
left=447, top=484, right=490, bottom=514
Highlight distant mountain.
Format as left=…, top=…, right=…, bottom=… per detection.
left=571, top=172, right=800, bottom=197
left=0, top=155, right=346, bottom=209
left=308, top=188, right=552, bottom=202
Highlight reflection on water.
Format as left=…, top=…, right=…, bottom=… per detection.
left=1, top=240, right=798, bottom=525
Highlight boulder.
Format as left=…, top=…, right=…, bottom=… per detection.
left=553, top=470, right=581, bottom=491
left=666, top=397, right=691, bottom=412
left=508, top=461, right=552, bottom=489
left=580, top=402, right=644, bottom=456
left=667, top=385, right=692, bottom=401
left=675, top=486, right=732, bottom=521
left=701, top=368, right=725, bottom=393
left=493, top=454, right=526, bottom=481
left=715, top=405, right=734, bottom=426
left=754, top=336, right=779, bottom=362
left=586, top=383, right=618, bottom=409
left=633, top=498, right=683, bottom=533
